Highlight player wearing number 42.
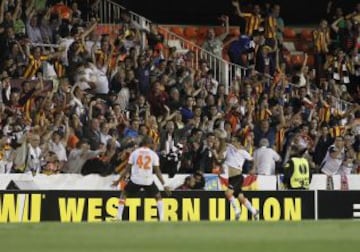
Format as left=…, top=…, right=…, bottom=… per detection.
left=116, top=136, right=171, bottom=221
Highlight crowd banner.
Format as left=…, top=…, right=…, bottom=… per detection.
left=0, top=191, right=315, bottom=222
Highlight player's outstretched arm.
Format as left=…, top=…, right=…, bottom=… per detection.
left=119, top=164, right=131, bottom=181
left=154, top=165, right=171, bottom=196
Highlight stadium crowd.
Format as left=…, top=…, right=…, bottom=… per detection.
left=0, top=0, right=359, bottom=190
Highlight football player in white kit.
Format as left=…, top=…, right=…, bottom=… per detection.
left=116, top=136, right=171, bottom=221
left=224, top=136, right=259, bottom=220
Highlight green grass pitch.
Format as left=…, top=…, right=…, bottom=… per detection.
left=0, top=220, right=359, bottom=252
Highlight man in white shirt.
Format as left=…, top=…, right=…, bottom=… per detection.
left=321, top=136, right=345, bottom=175
left=224, top=137, right=259, bottom=220
left=116, top=136, right=170, bottom=221
left=64, top=139, right=104, bottom=173
left=252, top=138, right=281, bottom=175
left=26, top=134, right=42, bottom=175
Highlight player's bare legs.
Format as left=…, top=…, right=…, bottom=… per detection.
left=225, top=188, right=241, bottom=220
left=238, top=193, right=259, bottom=220
left=116, top=191, right=127, bottom=220
left=155, top=192, right=164, bottom=221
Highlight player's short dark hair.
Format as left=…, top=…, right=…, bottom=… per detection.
left=140, top=136, right=153, bottom=146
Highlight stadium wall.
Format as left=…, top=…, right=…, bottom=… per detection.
left=1, top=174, right=360, bottom=191
left=0, top=190, right=359, bottom=222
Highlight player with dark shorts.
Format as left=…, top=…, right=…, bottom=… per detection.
left=224, top=137, right=259, bottom=220
left=124, top=180, right=160, bottom=197
left=228, top=174, right=244, bottom=197
left=116, top=136, right=171, bottom=221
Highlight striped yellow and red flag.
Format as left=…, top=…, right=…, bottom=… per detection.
left=242, top=175, right=259, bottom=191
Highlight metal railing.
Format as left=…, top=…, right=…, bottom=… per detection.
left=96, top=0, right=353, bottom=113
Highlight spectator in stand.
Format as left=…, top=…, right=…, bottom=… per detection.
left=179, top=128, right=202, bottom=174
left=84, top=118, right=101, bottom=150
left=64, top=138, right=105, bottom=173
left=0, top=0, right=20, bottom=33
left=42, top=112, right=69, bottom=168
left=252, top=138, right=281, bottom=175
left=253, top=119, right=276, bottom=148
left=26, top=133, right=42, bottom=175
left=179, top=95, right=195, bottom=123
left=40, top=8, right=55, bottom=44
left=313, top=124, right=334, bottom=168
left=135, top=55, right=151, bottom=96
left=339, top=134, right=357, bottom=174
left=8, top=41, right=27, bottom=76
left=197, top=132, right=216, bottom=173
left=273, top=4, right=284, bottom=46
left=176, top=175, right=196, bottom=190
left=226, top=33, right=252, bottom=67
left=321, top=136, right=345, bottom=175
left=232, top=0, right=262, bottom=37
left=345, top=2, right=360, bottom=23
left=202, top=15, right=229, bottom=58
left=123, top=118, right=140, bottom=139
left=23, top=46, right=64, bottom=80
left=145, top=23, right=164, bottom=52
left=26, top=8, right=43, bottom=43
left=313, top=19, right=331, bottom=85
left=193, top=171, right=205, bottom=189
left=168, top=87, right=182, bottom=111
left=0, top=27, right=17, bottom=61
left=148, top=80, right=168, bottom=117
left=211, top=131, right=227, bottom=174
left=255, top=44, right=276, bottom=76
left=264, top=4, right=278, bottom=47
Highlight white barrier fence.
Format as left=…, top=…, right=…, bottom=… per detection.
left=0, top=174, right=359, bottom=191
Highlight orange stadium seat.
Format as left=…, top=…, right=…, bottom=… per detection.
left=197, top=27, right=209, bottom=39
left=307, top=54, right=315, bottom=67
left=170, top=27, right=184, bottom=36
left=301, top=29, right=313, bottom=41
left=51, top=3, right=72, bottom=20
left=283, top=27, right=297, bottom=39
left=184, top=27, right=198, bottom=39
left=230, top=27, right=241, bottom=37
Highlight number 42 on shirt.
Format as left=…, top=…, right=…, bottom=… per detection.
left=136, top=155, right=151, bottom=169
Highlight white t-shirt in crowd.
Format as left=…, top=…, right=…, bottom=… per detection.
left=128, top=147, right=159, bottom=186
left=94, top=66, right=109, bottom=94
left=253, top=146, right=281, bottom=175
left=48, top=140, right=67, bottom=162
left=59, top=37, right=75, bottom=66
left=321, top=145, right=344, bottom=175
